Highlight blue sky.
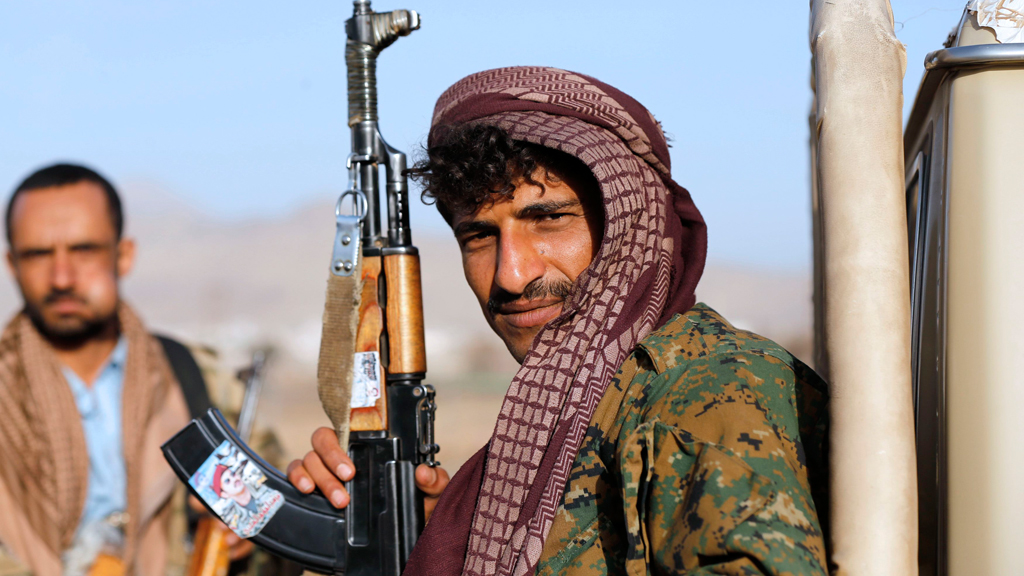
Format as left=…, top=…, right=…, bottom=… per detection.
left=0, top=1, right=968, bottom=268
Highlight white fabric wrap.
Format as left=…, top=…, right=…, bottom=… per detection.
left=967, top=0, right=1024, bottom=44
left=809, top=1, right=918, bottom=575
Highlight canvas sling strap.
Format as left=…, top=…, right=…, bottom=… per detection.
left=317, top=166, right=367, bottom=452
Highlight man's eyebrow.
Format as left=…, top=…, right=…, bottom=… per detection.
left=514, top=199, right=581, bottom=219
left=15, top=245, right=53, bottom=255
left=453, top=199, right=583, bottom=236
left=68, top=241, right=107, bottom=250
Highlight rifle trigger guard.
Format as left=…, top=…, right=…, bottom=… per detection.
left=414, top=384, right=440, bottom=467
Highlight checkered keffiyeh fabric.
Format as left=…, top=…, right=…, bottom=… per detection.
left=0, top=304, right=184, bottom=568
left=404, top=67, right=706, bottom=576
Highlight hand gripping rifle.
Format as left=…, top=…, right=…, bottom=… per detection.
left=162, top=3, right=437, bottom=574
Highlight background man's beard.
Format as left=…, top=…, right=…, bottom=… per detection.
left=487, top=278, right=573, bottom=315
left=24, top=293, right=112, bottom=347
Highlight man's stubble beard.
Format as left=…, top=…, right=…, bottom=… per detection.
left=24, top=289, right=115, bottom=348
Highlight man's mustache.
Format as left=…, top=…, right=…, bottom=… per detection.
left=487, top=278, right=572, bottom=315
left=42, top=290, right=87, bottom=306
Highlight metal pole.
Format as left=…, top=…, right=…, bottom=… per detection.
left=810, top=1, right=918, bottom=573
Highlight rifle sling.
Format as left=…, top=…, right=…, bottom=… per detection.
left=317, top=254, right=364, bottom=452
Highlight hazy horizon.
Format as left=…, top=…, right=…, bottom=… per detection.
left=1, top=0, right=970, bottom=271
left=0, top=183, right=815, bottom=467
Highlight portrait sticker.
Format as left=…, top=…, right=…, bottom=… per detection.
left=188, top=440, right=283, bottom=538
left=351, top=351, right=381, bottom=408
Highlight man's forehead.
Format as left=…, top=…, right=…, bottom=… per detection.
left=9, top=182, right=117, bottom=244
left=12, top=181, right=108, bottom=214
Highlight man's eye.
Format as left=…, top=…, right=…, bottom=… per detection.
left=460, top=231, right=494, bottom=248
left=537, top=213, right=573, bottom=224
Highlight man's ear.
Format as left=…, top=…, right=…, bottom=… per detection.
left=116, top=237, right=136, bottom=278
left=5, top=250, right=15, bottom=278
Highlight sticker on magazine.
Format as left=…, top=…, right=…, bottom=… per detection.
left=351, top=351, right=381, bottom=408
left=188, top=440, right=283, bottom=538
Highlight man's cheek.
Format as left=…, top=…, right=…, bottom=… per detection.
left=13, top=266, right=44, bottom=300
left=80, top=275, right=119, bottom=315
left=462, top=260, right=494, bottom=309
left=18, top=279, right=44, bottom=308
left=552, top=230, right=595, bottom=282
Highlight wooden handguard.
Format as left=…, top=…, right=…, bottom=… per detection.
left=384, top=253, right=426, bottom=375
left=352, top=255, right=388, bottom=431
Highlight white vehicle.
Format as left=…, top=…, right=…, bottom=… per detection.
left=811, top=4, right=1024, bottom=575
left=901, top=9, right=1024, bottom=575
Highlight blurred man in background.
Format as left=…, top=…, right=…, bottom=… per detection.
left=0, top=164, right=254, bottom=575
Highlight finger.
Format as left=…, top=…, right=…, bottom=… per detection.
left=414, top=463, right=436, bottom=489
left=188, top=494, right=208, bottom=514
left=415, top=464, right=450, bottom=497
left=416, top=465, right=450, bottom=523
left=286, top=459, right=316, bottom=493
left=303, top=450, right=350, bottom=508
left=311, top=427, right=356, bottom=481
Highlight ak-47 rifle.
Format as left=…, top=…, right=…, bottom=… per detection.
left=162, top=3, right=436, bottom=574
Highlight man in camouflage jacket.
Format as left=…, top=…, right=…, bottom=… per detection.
left=289, top=67, right=830, bottom=576
left=535, top=305, right=828, bottom=574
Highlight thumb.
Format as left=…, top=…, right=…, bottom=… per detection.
left=415, top=464, right=449, bottom=496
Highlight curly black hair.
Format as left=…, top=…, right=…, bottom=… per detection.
left=408, top=124, right=599, bottom=225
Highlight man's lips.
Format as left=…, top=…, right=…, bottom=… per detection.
left=494, top=299, right=563, bottom=329
left=46, top=297, right=86, bottom=314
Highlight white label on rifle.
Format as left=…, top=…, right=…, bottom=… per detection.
left=351, top=351, right=381, bottom=408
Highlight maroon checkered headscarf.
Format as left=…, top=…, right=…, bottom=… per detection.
left=404, top=67, right=706, bottom=576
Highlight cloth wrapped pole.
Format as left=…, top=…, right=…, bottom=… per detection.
left=809, top=1, right=917, bottom=574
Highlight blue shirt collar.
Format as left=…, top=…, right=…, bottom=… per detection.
left=63, top=335, right=128, bottom=397
left=107, top=336, right=128, bottom=370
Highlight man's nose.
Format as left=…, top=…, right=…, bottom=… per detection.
left=50, top=248, right=74, bottom=290
left=494, top=230, right=546, bottom=296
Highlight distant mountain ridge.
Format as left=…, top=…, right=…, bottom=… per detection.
left=0, top=181, right=813, bottom=373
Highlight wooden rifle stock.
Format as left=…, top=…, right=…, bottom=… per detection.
left=186, top=519, right=231, bottom=576
left=86, top=554, right=125, bottom=576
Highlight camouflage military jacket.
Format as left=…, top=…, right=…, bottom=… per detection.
left=535, top=304, right=829, bottom=575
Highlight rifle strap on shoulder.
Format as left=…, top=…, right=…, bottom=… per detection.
left=156, top=335, right=212, bottom=419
